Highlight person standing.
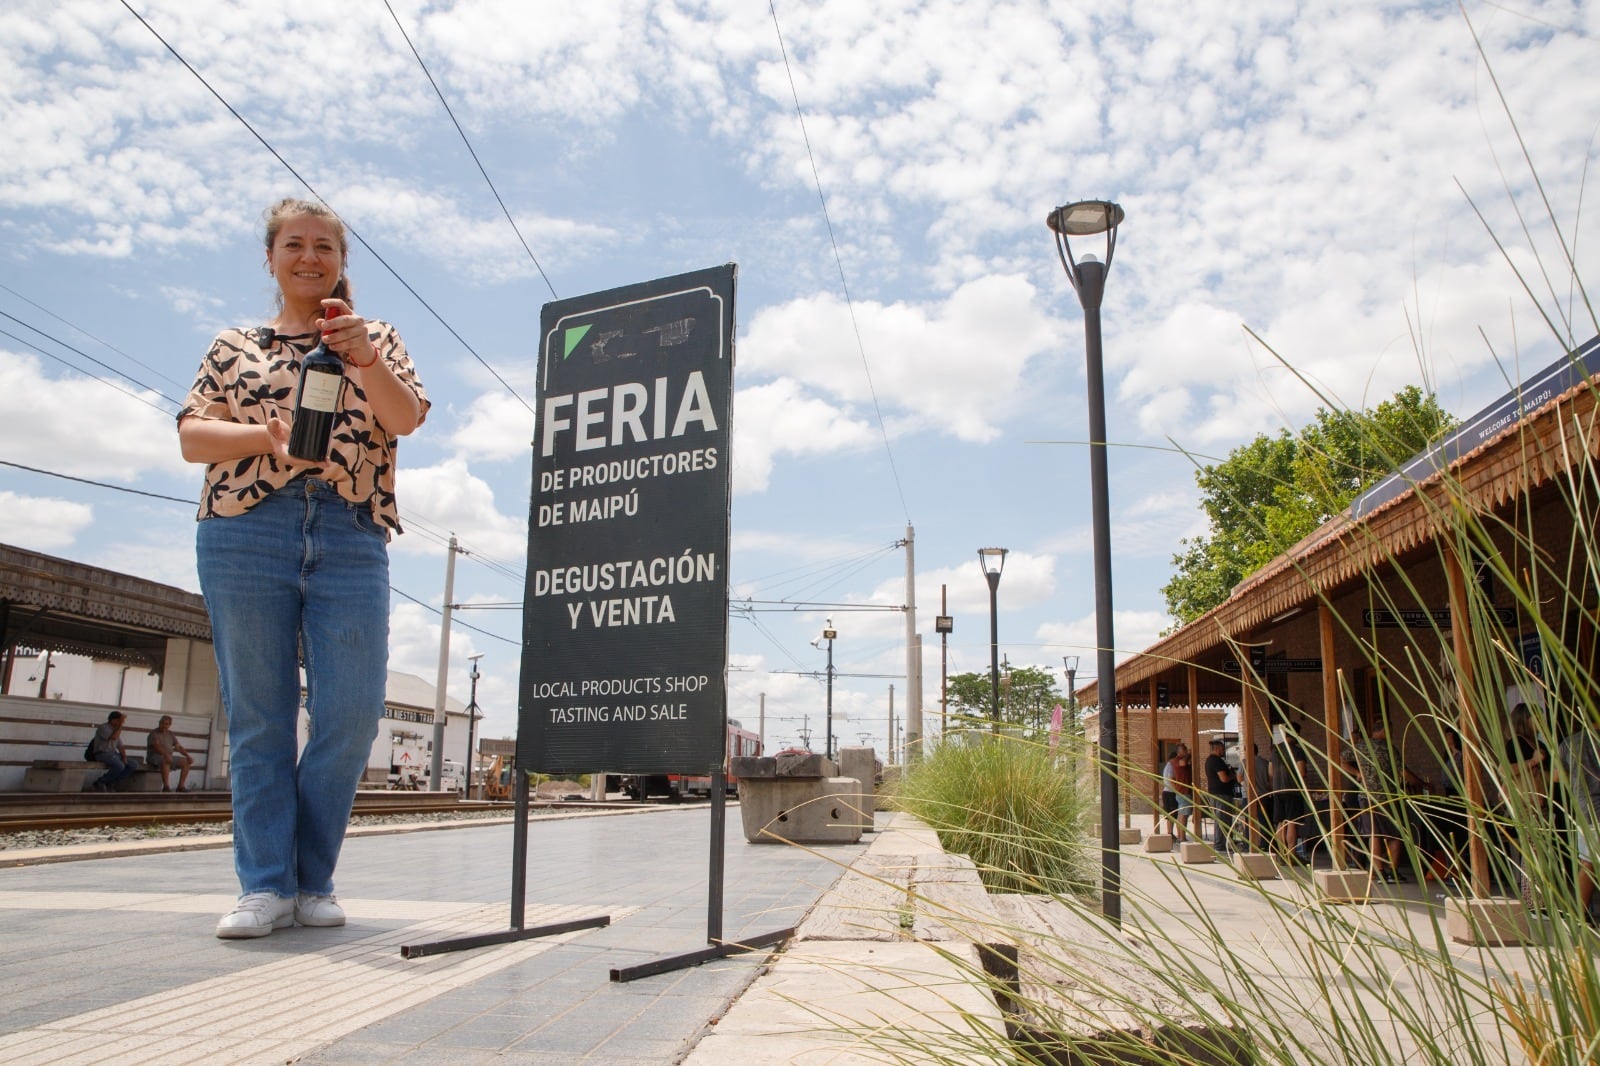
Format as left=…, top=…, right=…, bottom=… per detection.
left=88, top=710, right=136, bottom=792
left=1205, top=739, right=1237, bottom=855
left=178, top=197, right=428, bottom=939
left=1161, top=748, right=1182, bottom=837
left=145, top=715, right=195, bottom=793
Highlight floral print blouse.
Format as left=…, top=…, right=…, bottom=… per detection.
left=178, top=322, right=429, bottom=532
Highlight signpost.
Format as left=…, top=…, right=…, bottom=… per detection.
left=401, top=264, right=739, bottom=962
left=518, top=265, right=735, bottom=776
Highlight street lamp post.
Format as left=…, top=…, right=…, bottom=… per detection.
left=1049, top=198, right=1125, bottom=925
left=977, top=548, right=1007, bottom=735
left=1063, top=655, right=1079, bottom=721
left=821, top=620, right=838, bottom=760
left=465, top=653, right=483, bottom=800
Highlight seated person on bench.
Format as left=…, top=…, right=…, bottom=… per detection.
left=146, top=715, right=194, bottom=793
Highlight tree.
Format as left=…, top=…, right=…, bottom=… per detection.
left=1162, top=385, right=1456, bottom=627
left=943, top=666, right=1067, bottom=735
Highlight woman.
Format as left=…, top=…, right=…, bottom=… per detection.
left=1170, top=746, right=1193, bottom=842
left=178, top=198, right=428, bottom=939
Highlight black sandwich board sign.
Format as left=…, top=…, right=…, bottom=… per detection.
left=517, top=264, right=735, bottom=777
left=399, top=265, right=736, bottom=965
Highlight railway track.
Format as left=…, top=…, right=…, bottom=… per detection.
left=0, top=791, right=521, bottom=833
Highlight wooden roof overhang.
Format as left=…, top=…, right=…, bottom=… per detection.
left=0, top=543, right=210, bottom=672
left=1081, top=371, right=1600, bottom=705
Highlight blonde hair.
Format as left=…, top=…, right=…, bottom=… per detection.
left=263, top=197, right=353, bottom=309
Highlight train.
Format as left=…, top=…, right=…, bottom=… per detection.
left=619, top=718, right=762, bottom=801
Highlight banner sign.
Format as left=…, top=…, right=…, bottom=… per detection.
left=517, top=265, right=736, bottom=775
left=1350, top=333, right=1600, bottom=519
left=1222, top=657, right=1323, bottom=675
left=1362, top=607, right=1517, bottom=629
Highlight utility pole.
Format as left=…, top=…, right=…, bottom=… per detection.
left=758, top=692, right=766, bottom=754
left=887, top=684, right=895, bottom=764
left=902, top=524, right=921, bottom=761
left=429, top=535, right=457, bottom=791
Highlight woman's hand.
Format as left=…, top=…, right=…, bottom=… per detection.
left=318, top=298, right=378, bottom=369
left=266, top=412, right=294, bottom=462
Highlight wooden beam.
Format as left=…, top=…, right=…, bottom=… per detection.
left=1318, top=601, right=1346, bottom=869
left=1445, top=549, right=1492, bottom=897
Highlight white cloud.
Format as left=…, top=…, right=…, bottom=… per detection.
left=730, top=379, right=877, bottom=493
left=396, top=457, right=528, bottom=563
left=741, top=274, right=1063, bottom=443
left=446, top=390, right=537, bottom=462
left=0, top=491, right=93, bottom=551
left=0, top=350, right=189, bottom=480
left=1037, top=608, right=1172, bottom=673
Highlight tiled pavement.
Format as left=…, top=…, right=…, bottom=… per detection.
left=0, top=805, right=868, bottom=1065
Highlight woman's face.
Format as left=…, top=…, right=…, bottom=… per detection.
left=268, top=214, right=343, bottom=309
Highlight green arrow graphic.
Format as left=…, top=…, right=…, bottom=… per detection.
left=563, top=324, right=592, bottom=359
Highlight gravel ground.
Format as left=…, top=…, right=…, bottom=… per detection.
left=0, top=809, right=514, bottom=852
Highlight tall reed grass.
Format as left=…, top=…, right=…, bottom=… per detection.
left=822, top=14, right=1599, bottom=1064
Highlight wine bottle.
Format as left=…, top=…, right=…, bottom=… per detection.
left=287, top=335, right=344, bottom=462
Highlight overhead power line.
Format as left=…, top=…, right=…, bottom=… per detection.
left=768, top=1, right=912, bottom=525
left=0, top=459, right=194, bottom=505
left=117, top=0, right=535, bottom=415
left=0, top=318, right=180, bottom=415
left=380, top=0, right=558, bottom=300
left=0, top=283, right=189, bottom=394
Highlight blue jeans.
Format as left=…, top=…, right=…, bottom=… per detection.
left=94, top=750, right=136, bottom=789
left=197, top=480, right=389, bottom=898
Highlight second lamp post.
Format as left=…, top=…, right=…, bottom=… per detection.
left=977, top=547, right=1007, bottom=734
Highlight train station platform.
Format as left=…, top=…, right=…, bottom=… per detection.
left=0, top=804, right=869, bottom=1065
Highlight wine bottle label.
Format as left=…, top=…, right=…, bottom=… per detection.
left=300, top=370, right=342, bottom=413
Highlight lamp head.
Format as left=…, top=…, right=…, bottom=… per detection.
left=977, top=546, right=1008, bottom=578
left=1048, top=199, right=1123, bottom=305
left=1047, top=200, right=1124, bottom=237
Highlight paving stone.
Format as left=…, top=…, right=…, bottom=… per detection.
left=0, top=806, right=869, bottom=1065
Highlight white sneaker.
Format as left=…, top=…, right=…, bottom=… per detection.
left=216, top=892, right=294, bottom=939
left=294, top=893, right=346, bottom=927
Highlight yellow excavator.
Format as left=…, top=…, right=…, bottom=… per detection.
left=483, top=754, right=515, bottom=801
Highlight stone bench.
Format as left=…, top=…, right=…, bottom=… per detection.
left=21, top=760, right=102, bottom=793
left=732, top=754, right=865, bottom=845
left=20, top=760, right=168, bottom=793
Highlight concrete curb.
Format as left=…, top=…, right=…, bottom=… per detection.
left=682, top=812, right=1006, bottom=1064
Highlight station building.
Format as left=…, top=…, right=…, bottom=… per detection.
left=0, top=542, right=476, bottom=792
left=1077, top=334, right=1600, bottom=893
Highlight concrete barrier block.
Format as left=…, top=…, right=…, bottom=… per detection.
left=1143, top=833, right=1173, bottom=853
left=1177, top=842, right=1214, bottom=864
left=773, top=751, right=833, bottom=778
left=1232, top=852, right=1279, bottom=880
left=1119, top=827, right=1142, bottom=845
left=739, top=776, right=864, bottom=845
left=729, top=756, right=775, bottom=780
left=836, top=747, right=876, bottom=832
left=1314, top=868, right=1372, bottom=903
left=1446, top=897, right=1530, bottom=946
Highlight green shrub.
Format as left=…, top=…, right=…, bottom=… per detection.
left=888, top=731, right=1094, bottom=896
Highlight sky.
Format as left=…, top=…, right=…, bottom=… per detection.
left=1, top=0, right=1597, bottom=756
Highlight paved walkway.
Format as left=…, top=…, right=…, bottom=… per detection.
left=0, top=804, right=867, bottom=1065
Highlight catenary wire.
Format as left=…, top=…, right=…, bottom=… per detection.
left=380, top=0, right=557, bottom=300
left=116, top=0, right=535, bottom=415
left=0, top=458, right=518, bottom=645
left=0, top=460, right=195, bottom=506
left=768, top=0, right=911, bottom=525
left=0, top=283, right=190, bottom=393
left=0, top=322, right=180, bottom=415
